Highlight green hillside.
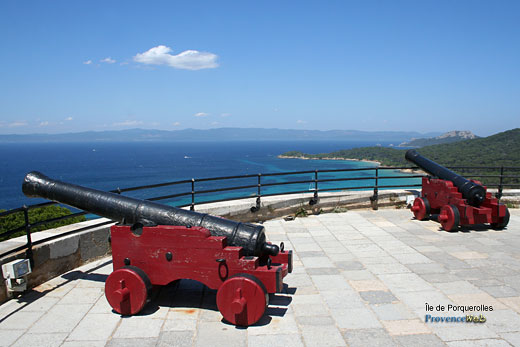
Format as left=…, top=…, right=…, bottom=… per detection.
left=281, top=128, right=520, bottom=168
left=0, top=205, right=86, bottom=241
left=399, top=130, right=478, bottom=148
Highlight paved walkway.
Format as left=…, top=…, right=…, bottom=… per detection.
left=1, top=209, right=520, bottom=346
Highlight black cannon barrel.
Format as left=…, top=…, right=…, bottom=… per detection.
left=405, top=149, right=486, bottom=207
left=22, top=171, right=279, bottom=257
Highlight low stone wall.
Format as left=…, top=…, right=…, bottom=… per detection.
left=0, top=219, right=113, bottom=303
left=496, top=189, right=520, bottom=206
left=194, top=189, right=420, bottom=222
left=1, top=188, right=518, bottom=304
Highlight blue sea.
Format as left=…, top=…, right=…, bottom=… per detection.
left=0, top=141, right=417, bottom=210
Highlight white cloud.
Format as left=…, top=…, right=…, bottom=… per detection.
left=194, top=112, right=209, bottom=117
left=211, top=121, right=219, bottom=125
left=134, top=45, right=218, bottom=70
left=101, top=57, right=116, bottom=64
left=296, top=120, right=308, bottom=124
left=39, top=121, right=49, bottom=127
left=113, top=120, right=143, bottom=127
left=172, top=121, right=181, bottom=126
left=83, top=60, right=92, bottom=65
left=9, top=121, right=28, bottom=127
left=220, top=113, right=231, bottom=117
left=65, top=117, right=73, bottom=121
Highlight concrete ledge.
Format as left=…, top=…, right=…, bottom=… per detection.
left=496, top=189, right=520, bottom=204
left=194, top=188, right=520, bottom=222
left=193, top=189, right=420, bottom=222
left=1, top=188, right=519, bottom=304
left=3, top=208, right=520, bottom=345
left=0, top=219, right=113, bottom=303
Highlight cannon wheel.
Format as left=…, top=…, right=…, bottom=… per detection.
left=439, top=204, right=460, bottom=232
left=491, top=205, right=510, bottom=230
left=216, top=273, right=268, bottom=326
left=411, top=197, right=431, bottom=221
left=105, top=266, right=152, bottom=315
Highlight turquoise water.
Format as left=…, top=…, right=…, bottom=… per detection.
left=0, top=141, right=419, bottom=210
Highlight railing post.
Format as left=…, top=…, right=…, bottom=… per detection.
left=190, top=178, right=195, bottom=211
left=309, top=170, right=319, bottom=205
left=23, top=205, right=34, bottom=267
left=370, top=168, right=379, bottom=210
left=496, top=166, right=504, bottom=200
left=251, top=174, right=262, bottom=212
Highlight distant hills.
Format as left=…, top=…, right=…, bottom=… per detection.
left=398, top=130, right=478, bottom=147
left=280, top=128, right=520, bottom=168
left=0, top=128, right=442, bottom=143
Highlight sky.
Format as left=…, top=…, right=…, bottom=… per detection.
left=0, top=1, right=519, bottom=136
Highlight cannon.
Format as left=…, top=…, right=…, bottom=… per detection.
left=405, top=150, right=510, bottom=231
left=22, top=171, right=292, bottom=326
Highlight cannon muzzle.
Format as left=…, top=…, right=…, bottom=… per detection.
left=405, top=150, right=486, bottom=207
left=22, top=171, right=279, bottom=257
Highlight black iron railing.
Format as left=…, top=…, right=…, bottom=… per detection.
left=1, top=165, right=519, bottom=262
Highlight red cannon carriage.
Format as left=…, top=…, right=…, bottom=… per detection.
left=406, top=150, right=510, bottom=232
left=107, top=224, right=291, bottom=326
left=22, top=172, right=292, bottom=326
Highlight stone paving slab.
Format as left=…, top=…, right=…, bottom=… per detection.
left=1, top=208, right=520, bottom=346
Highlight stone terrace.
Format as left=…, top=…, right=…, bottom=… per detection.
left=1, top=208, right=520, bottom=346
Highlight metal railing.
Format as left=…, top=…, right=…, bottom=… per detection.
left=1, top=165, right=519, bottom=263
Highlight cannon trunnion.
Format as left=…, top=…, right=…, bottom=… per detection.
left=405, top=150, right=509, bottom=231
left=22, top=171, right=292, bottom=326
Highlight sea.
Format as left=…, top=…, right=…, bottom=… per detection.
left=0, top=141, right=418, bottom=211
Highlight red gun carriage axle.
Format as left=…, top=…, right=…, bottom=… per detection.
left=406, top=150, right=510, bottom=232
left=22, top=172, right=292, bottom=326
left=106, top=224, right=292, bottom=326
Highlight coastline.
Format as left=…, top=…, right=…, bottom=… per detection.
left=277, top=155, right=382, bottom=166
left=277, top=155, right=423, bottom=175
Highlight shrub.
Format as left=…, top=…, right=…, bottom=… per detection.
left=0, top=205, right=86, bottom=241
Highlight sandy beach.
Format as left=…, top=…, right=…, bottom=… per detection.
left=277, top=154, right=382, bottom=166
left=277, top=155, right=426, bottom=175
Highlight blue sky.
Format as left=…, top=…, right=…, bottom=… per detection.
left=0, top=1, right=518, bottom=136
